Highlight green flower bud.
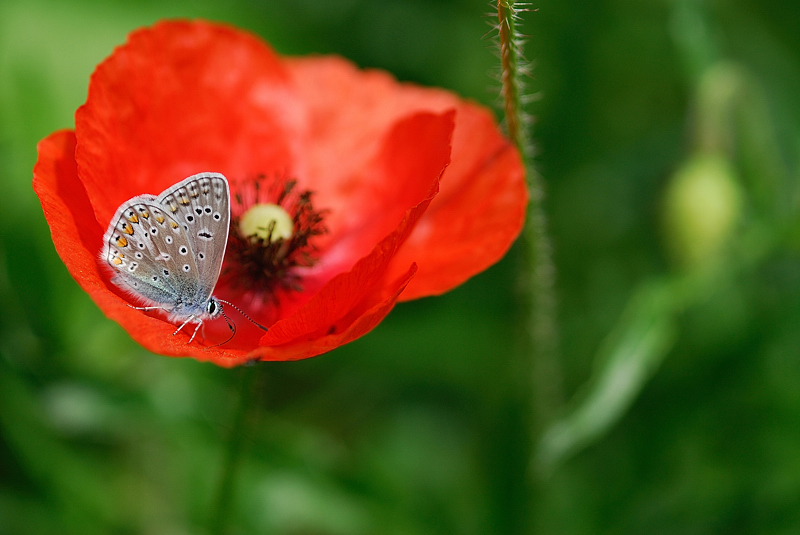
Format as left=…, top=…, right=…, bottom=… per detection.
left=662, top=153, right=742, bottom=269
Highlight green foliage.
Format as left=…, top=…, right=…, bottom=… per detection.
left=2, top=0, right=800, bottom=533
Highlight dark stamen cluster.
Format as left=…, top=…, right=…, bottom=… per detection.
left=222, top=175, right=327, bottom=297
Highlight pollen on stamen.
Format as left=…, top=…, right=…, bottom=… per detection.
left=223, top=174, right=327, bottom=297
left=239, top=204, right=294, bottom=243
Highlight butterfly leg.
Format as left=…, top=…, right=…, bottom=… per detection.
left=173, top=315, right=196, bottom=336
left=187, top=321, right=203, bottom=344
left=128, top=304, right=169, bottom=311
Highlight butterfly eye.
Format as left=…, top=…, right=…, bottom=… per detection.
left=207, top=301, right=217, bottom=314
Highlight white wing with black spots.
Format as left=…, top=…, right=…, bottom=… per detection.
left=156, top=173, right=230, bottom=300
left=102, top=200, right=202, bottom=308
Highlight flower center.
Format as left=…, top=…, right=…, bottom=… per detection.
left=239, top=204, right=294, bottom=243
left=223, top=176, right=327, bottom=296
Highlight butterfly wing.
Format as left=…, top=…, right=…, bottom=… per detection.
left=156, top=173, right=230, bottom=301
left=102, top=198, right=204, bottom=310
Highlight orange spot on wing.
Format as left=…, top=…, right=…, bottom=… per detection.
left=128, top=214, right=139, bottom=223
left=116, top=236, right=128, bottom=247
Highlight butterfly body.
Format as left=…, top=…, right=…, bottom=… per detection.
left=101, top=173, right=230, bottom=340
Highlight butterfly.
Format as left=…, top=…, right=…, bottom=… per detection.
left=101, top=172, right=239, bottom=343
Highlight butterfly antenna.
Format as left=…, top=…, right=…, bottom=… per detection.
left=207, top=305, right=236, bottom=348
left=217, top=299, right=269, bottom=331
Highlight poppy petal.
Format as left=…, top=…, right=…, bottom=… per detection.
left=285, top=56, right=528, bottom=300
left=285, top=56, right=458, bottom=238
left=257, top=111, right=453, bottom=348
left=75, top=19, right=300, bottom=230
left=286, top=109, right=457, bottom=297
left=252, top=263, right=417, bottom=362
left=390, top=107, right=528, bottom=300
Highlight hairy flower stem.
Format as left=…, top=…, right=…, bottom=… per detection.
left=497, top=0, right=562, bottom=455
left=498, top=1, right=526, bottom=157
left=209, top=364, right=261, bottom=535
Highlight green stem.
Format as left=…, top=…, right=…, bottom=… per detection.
left=523, top=174, right=561, bottom=425
left=497, top=0, right=562, bottom=452
left=497, top=0, right=526, bottom=157
left=208, top=364, right=260, bottom=535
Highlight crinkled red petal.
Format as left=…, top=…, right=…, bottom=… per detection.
left=268, top=109, right=458, bottom=311
left=75, top=19, right=299, bottom=229
left=389, top=111, right=527, bottom=300
left=285, top=56, right=528, bottom=300
left=252, top=263, right=417, bottom=361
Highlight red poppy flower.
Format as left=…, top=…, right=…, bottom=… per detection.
left=33, top=20, right=527, bottom=367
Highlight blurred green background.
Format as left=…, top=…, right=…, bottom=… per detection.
left=2, top=0, right=800, bottom=533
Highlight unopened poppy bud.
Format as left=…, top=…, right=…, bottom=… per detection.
left=662, top=153, right=742, bottom=268
left=239, top=204, right=294, bottom=243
